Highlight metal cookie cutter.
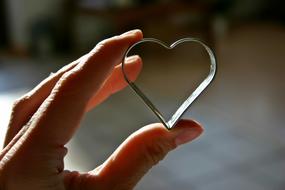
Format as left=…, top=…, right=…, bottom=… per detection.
left=122, top=38, right=217, bottom=130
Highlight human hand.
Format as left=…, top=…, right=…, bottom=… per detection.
left=0, top=30, right=203, bottom=190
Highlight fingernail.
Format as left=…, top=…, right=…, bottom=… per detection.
left=173, top=121, right=203, bottom=146
left=121, top=29, right=142, bottom=37
left=125, top=55, right=140, bottom=63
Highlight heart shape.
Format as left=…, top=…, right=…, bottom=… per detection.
left=122, top=38, right=217, bottom=130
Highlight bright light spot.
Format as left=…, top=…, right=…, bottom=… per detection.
left=0, top=90, right=27, bottom=148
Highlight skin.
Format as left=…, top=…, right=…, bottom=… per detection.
left=0, top=30, right=203, bottom=190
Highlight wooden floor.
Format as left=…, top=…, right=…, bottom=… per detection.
left=0, top=23, right=285, bottom=190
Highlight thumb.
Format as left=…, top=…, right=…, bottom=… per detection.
left=88, top=119, right=203, bottom=189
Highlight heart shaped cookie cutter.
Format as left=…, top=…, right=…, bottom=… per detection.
left=122, top=38, right=217, bottom=130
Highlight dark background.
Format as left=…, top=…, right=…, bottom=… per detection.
left=0, top=0, right=285, bottom=189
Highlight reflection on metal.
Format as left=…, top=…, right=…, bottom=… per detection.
left=122, top=38, right=217, bottom=130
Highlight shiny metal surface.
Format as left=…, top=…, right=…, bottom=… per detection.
left=122, top=38, right=217, bottom=129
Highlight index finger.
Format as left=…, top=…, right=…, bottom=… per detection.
left=26, top=30, right=143, bottom=146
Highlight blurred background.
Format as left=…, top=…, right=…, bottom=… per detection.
left=1, top=0, right=285, bottom=189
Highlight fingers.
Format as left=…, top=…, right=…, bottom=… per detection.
left=84, top=120, right=203, bottom=190
left=26, top=30, right=143, bottom=146
left=86, top=55, right=142, bottom=111
left=3, top=57, right=82, bottom=147
left=3, top=54, right=142, bottom=147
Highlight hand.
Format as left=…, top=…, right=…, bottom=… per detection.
left=0, top=30, right=203, bottom=190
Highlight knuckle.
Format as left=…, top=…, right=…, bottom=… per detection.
left=91, top=36, right=120, bottom=55
left=143, top=138, right=176, bottom=166
left=11, top=95, right=29, bottom=113
left=91, top=39, right=109, bottom=55
left=54, top=69, right=80, bottom=92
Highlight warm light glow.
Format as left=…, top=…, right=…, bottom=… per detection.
left=0, top=90, right=26, bottom=147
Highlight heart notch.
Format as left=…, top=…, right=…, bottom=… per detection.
left=122, top=38, right=217, bottom=130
